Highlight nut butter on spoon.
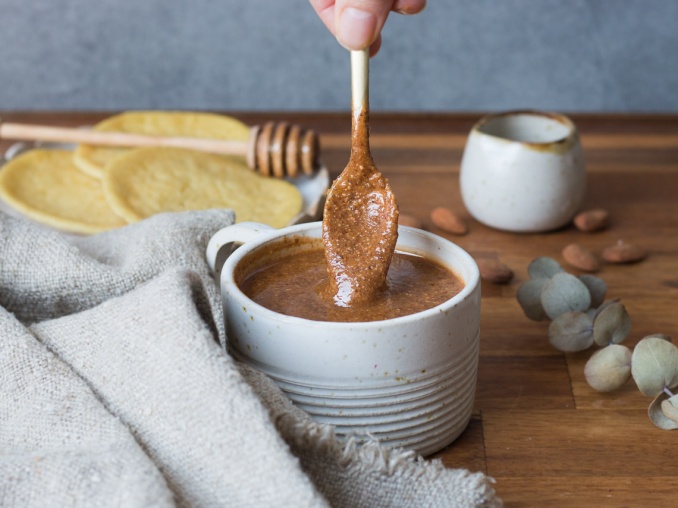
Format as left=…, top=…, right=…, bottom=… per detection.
left=322, top=48, right=399, bottom=307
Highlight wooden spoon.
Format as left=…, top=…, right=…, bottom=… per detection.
left=322, top=49, right=399, bottom=307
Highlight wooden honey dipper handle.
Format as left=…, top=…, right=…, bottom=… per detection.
left=0, top=118, right=320, bottom=177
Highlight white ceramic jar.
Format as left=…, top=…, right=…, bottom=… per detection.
left=460, top=110, right=586, bottom=233
left=206, top=221, right=481, bottom=456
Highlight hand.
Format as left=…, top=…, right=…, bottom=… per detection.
left=309, top=0, right=426, bottom=56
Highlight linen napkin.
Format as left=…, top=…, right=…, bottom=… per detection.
left=0, top=209, right=502, bottom=507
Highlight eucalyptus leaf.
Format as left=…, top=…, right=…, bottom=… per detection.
left=592, top=301, right=632, bottom=346
left=541, top=272, right=592, bottom=320
left=584, top=344, right=632, bottom=392
left=592, top=299, right=619, bottom=321
left=548, top=311, right=594, bottom=352
left=661, top=395, right=678, bottom=423
left=516, top=277, right=549, bottom=321
left=648, top=392, right=678, bottom=430
left=578, top=274, right=607, bottom=309
left=644, top=333, right=672, bottom=342
left=631, top=336, right=678, bottom=397
left=527, top=256, right=564, bottom=280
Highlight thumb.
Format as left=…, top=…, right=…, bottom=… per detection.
left=334, top=0, right=393, bottom=50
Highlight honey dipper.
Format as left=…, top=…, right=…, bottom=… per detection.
left=0, top=119, right=320, bottom=178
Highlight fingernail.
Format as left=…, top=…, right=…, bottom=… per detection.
left=337, top=7, right=377, bottom=50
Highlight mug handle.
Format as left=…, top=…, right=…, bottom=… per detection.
left=206, top=222, right=275, bottom=277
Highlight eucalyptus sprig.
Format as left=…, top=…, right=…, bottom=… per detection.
left=517, top=256, right=678, bottom=429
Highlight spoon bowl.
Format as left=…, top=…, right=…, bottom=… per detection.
left=322, top=49, right=399, bottom=307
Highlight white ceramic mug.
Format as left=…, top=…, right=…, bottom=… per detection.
left=460, top=110, right=586, bottom=233
left=206, top=221, right=481, bottom=456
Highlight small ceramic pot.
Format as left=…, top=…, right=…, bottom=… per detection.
left=206, top=221, right=481, bottom=456
left=460, top=110, right=586, bottom=233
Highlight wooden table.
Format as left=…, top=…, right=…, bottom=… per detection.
left=2, top=112, right=678, bottom=507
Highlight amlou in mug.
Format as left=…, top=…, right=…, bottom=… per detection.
left=460, top=110, right=586, bottom=233
left=206, top=221, right=481, bottom=457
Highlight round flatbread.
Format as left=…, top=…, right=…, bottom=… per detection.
left=0, top=149, right=127, bottom=234
left=103, top=147, right=303, bottom=228
left=73, top=111, right=251, bottom=179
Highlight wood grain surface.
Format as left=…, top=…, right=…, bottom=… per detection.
left=2, top=111, right=677, bottom=507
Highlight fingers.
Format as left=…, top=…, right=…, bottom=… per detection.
left=369, top=34, right=382, bottom=57
left=308, top=0, right=335, bottom=34
left=392, top=0, right=426, bottom=15
left=310, top=0, right=426, bottom=54
left=333, top=0, right=393, bottom=51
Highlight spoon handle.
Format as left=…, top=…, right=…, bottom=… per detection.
left=350, top=49, right=369, bottom=113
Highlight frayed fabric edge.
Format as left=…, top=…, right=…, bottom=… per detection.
left=275, top=413, right=502, bottom=507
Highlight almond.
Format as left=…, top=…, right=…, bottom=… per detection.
left=573, top=209, right=610, bottom=233
left=476, top=258, right=514, bottom=284
left=562, top=243, right=601, bottom=272
left=398, top=213, right=424, bottom=229
left=430, top=207, right=468, bottom=235
left=602, top=241, right=647, bottom=264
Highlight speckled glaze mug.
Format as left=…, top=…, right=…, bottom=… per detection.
left=460, top=110, right=586, bottom=233
left=206, top=221, right=481, bottom=456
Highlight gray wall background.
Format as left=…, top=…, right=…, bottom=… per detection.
left=1, top=0, right=677, bottom=112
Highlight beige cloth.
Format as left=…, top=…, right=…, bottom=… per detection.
left=0, top=209, right=502, bottom=508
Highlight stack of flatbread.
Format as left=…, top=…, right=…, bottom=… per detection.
left=0, top=111, right=303, bottom=234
